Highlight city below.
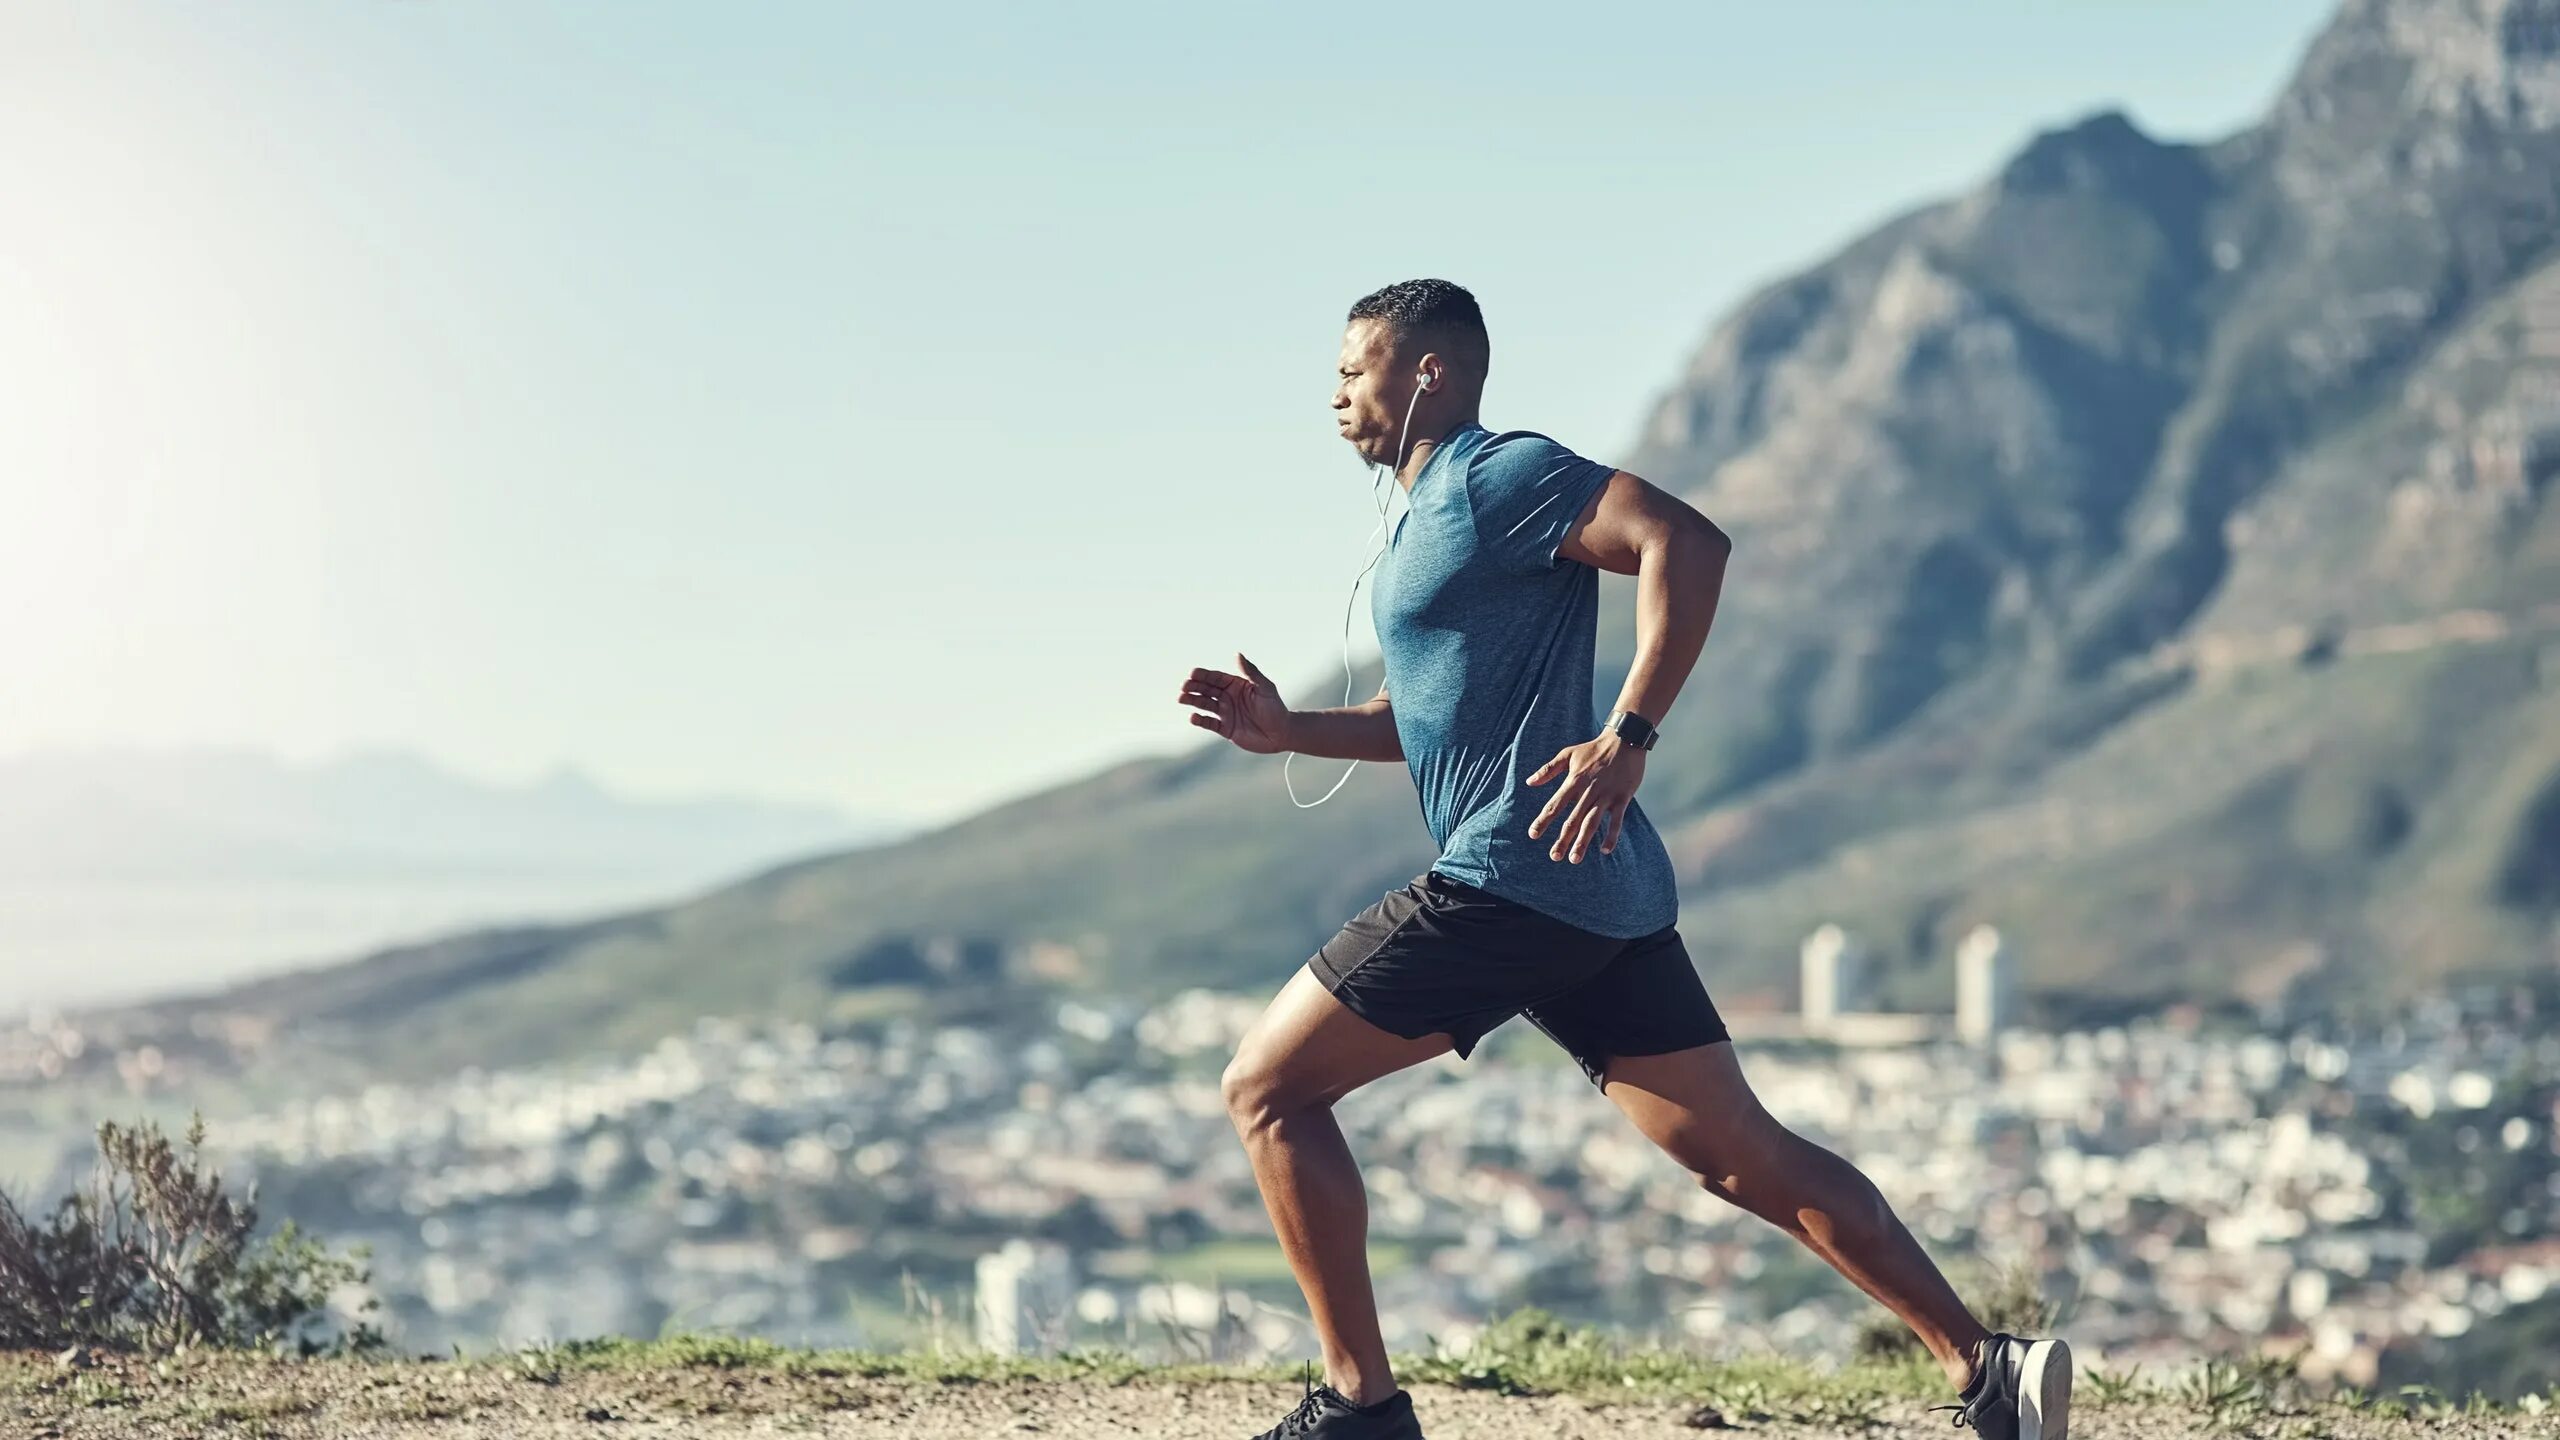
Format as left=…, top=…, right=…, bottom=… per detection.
left=6, top=927, right=2555, bottom=1396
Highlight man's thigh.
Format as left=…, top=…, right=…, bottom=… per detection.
left=1225, top=965, right=1455, bottom=1118
left=1597, top=1040, right=1786, bottom=1190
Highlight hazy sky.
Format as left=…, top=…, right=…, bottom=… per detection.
left=3, top=1, right=2335, bottom=825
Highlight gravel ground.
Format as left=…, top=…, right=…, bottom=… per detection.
left=10, top=1351, right=2559, bottom=1439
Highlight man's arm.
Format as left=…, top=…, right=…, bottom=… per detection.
left=1523, top=471, right=1732, bottom=862
left=1285, top=681, right=1402, bottom=762
left=1556, top=471, right=1732, bottom=728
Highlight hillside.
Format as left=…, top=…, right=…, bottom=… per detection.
left=96, top=0, right=2560, bottom=1075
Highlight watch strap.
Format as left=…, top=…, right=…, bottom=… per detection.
left=1607, top=709, right=1660, bottom=751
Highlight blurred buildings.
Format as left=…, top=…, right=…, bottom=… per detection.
left=7, top=952, right=2552, bottom=1393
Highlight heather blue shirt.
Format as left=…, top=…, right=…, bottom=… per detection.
left=1370, top=422, right=1680, bottom=939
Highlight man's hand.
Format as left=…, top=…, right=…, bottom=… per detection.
left=1524, top=733, right=1646, bottom=863
left=1179, top=653, right=1294, bottom=754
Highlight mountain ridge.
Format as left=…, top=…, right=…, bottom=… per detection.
left=95, top=0, right=2560, bottom=1075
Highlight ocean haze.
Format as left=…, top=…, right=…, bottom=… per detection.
left=0, top=746, right=901, bottom=1012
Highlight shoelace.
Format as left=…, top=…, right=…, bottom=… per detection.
left=1925, top=1340, right=1991, bottom=1429
left=1272, top=1361, right=1327, bottom=1438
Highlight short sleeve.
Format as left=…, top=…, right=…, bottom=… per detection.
left=1463, top=431, right=1616, bottom=574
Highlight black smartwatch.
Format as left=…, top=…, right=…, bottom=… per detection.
left=1605, top=709, right=1660, bottom=751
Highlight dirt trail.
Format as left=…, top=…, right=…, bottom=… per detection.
left=10, top=1353, right=2559, bottom=1440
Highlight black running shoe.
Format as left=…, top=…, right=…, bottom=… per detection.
left=1248, top=1363, right=1424, bottom=1440
left=1928, top=1332, right=2073, bottom=1440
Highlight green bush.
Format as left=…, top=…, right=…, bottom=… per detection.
left=0, top=1110, right=384, bottom=1356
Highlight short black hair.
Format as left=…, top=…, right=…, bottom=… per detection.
left=1346, top=278, right=1489, bottom=375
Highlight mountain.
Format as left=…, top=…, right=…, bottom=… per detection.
left=1611, top=0, right=2560, bottom=1013
left=103, top=0, right=2560, bottom=1074
left=0, top=746, right=896, bottom=1011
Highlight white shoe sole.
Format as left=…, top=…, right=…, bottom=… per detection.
left=2017, top=1338, right=2073, bottom=1440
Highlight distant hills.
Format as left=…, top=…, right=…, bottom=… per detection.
left=102, top=0, right=2560, bottom=1075
left=0, top=746, right=895, bottom=1011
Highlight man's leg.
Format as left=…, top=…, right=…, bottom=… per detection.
left=1599, top=1042, right=1993, bottom=1393
left=1222, top=964, right=1455, bottom=1407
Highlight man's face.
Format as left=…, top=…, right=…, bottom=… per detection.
left=1332, top=318, right=1416, bottom=467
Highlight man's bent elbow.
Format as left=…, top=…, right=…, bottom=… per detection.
left=1663, top=514, right=1732, bottom=576
left=1684, top=511, right=1733, bottom=559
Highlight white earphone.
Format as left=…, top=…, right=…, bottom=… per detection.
left=1284, top=369, right=1433, bottom=807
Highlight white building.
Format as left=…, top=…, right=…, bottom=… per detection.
left=1956, top=925, right=2017, bottom=1048
left=1800, top=924, right=1871, bottom=1036
left=974, top=1238, right=1076, bottom=1356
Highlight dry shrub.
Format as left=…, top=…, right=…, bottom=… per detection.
left=0, top=1110, right=384, bottom=1355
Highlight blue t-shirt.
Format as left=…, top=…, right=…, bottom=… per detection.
left=1370, top=422, right=1680, bottom=939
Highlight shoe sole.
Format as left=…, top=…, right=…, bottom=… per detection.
left=2018, top=1338, right=2072, bottom=1440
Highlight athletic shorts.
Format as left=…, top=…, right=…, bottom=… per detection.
left=1309, top=867, right=1731, bottom=1090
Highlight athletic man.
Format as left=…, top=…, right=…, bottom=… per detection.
left=1178, top=279, right=2073, bottom=1440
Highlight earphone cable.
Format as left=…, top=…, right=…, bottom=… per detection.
left=1283, top=381, right=1427, bottom=808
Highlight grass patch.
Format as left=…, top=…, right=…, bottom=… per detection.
left=1399, top=1307, right=1937, bottom=1420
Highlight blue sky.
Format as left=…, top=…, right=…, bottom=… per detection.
left=1, top=1, right=2335, bottom=824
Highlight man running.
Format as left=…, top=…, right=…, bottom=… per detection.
left=1178, top=279, right=2072, bottom=1440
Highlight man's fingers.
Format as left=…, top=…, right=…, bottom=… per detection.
left=1556, top=799, right=1597, bottom=855
left=1180, top=694, right=1236, bottom=737
left=1236, top=652, right=1272, bottom=687
left=1546, top=794, right=1587, bottom=850
left=1527, top=791, right=1562, bottom=838
left=1552, top=799, right=1597, bottom=860
left=1526, top=771, right=1587, bottom=839
left=1601, top=805, right=1626, bottom=854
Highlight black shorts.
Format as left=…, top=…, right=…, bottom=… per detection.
left=1309, top=867, right=1730, bottom=1090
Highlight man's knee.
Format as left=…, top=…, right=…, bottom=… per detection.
left=1683, top=1140, right=1758, bottom=1207
left=1666, top=1108, right=1790, bottom=1204
left=1686, top=1122, right=1885, bottom=1233
left=1222, top=1046, right=1306, bottom=1135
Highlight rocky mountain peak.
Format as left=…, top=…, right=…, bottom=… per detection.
left=1993, top=109, right=2181, bottom=198
left=2279, top=0, right=2560, bottom=138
